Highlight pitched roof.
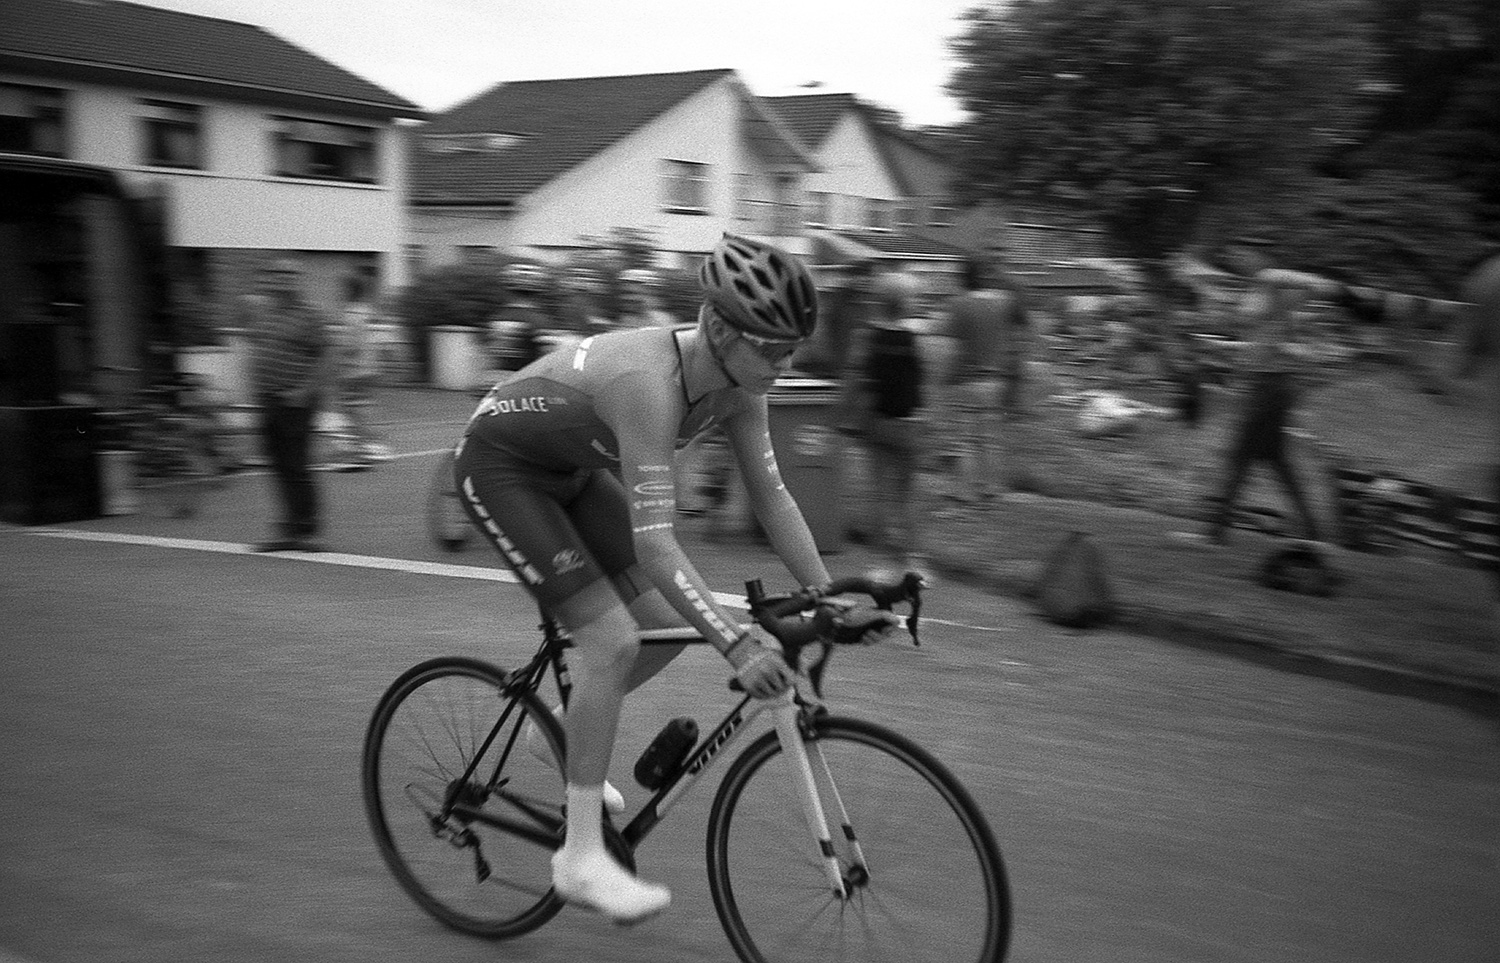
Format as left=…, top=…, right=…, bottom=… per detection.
left=764, top=92, right=957, bottom=196
left=0, top=0, right=422, bottom=118
left=411, top=68, right=737, bottom=206
left=762, top=92, right=858, bottom=149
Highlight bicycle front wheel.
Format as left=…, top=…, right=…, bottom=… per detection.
left=707, top=715, right=1011, bottom=963
left=361, top=657, right=566, bottom=938
left=426, top=449, right=473, bottom=552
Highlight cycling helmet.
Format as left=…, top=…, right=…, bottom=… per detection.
left=699, top=234, right=817, bottom=342
left=502, top=261, right=547, bottom=295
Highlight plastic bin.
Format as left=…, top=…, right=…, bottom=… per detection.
left=766, top=377, right=845, bottom=553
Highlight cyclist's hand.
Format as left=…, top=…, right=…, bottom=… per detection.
left=733, top=644, right=794, bottom=700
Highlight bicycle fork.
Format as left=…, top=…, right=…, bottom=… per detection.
left=770, top=695, right=868, bottom=899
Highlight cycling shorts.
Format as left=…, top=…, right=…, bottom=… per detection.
left=453, top=439, right=638, bottom=613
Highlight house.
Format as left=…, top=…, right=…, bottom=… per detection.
left=409, top=69, right=817, bottom=271
left=0, top=0, right=425, bottom=325
left=764, top=91, right=972, bottom=289
left=766, top=92, right=1114, bottom=304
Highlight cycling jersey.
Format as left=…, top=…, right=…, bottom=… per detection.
left=454, top=326, right=826, bottom=654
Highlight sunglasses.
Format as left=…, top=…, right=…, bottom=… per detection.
left=730, top=328, right=800, bottom=364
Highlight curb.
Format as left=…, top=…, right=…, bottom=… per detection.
left=927, top=553, right=1500, bottom=720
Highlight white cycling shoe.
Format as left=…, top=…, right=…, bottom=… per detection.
left=526, top=710, right=626, bottom=815
left=551, top=849, right=671, bottom=924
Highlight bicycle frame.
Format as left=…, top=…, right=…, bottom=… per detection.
left=444, top=617, right=858, bottom=899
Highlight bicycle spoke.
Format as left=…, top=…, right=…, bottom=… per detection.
left=363, top=659, right=565, bottom=937
left=708, top=717, right=1010, bottom=963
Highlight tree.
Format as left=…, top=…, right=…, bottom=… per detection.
left=948, top=0, right=1382, bottom=259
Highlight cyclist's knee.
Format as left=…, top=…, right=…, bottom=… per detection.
left=613, top=564, right=683, bottom=629
left=554, top=578, right=640, bottom=668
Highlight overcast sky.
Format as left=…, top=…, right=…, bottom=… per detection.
left=130, top=0, right=982, bottom=127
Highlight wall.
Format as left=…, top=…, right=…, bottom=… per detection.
left=514, top=78, right=756, bottom=257
left=800, top=113, right=903, bottom=230
left=3, top=75, right=413, bottom=290
left=411, top=78, right=812, bottom=267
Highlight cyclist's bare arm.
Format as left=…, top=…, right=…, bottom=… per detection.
left=722, top=402, right=832, bottom=592
left=601, top=371, right=769, bottom=668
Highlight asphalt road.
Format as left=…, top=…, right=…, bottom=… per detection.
left=1, top=399, right=1496, bottom=963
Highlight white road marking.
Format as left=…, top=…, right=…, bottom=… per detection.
left=25, top=529, right=1002, bottom=633
left=26, top=529, right=746, bottom=607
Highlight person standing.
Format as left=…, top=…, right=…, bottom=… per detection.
left=244, top=257, right=334, bottom=552
left=487, top=261, right=549, bottom=377
left=329, top=272, right=390, bottom=469
left=555, top=265, right=610, bottom=343
left=850, top=270, right=932, bottom=571
left=615, top=268, right=675, bottom=329
left=939, top=253, right=1029, bottom=502
left=1175, top=238, right=1335, bottom=546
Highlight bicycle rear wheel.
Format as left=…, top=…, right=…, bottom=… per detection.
left=707, top=715, right=1011, bottom=963
left=426, top=449, right=472, bottom=552
left=362, top=657, right=566, bottom=938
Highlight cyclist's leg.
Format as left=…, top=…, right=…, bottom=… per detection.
left=454, top=458, right=668, bottom=920
left=568, top=469, right=690, bottom=690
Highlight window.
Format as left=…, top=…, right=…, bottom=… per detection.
left=0, top=84, right=67, bottom=157
left=271, top=116, right=378, bottom=183
left=868, top=198, right=894, bottom=231
left=140, top=100, right=203, bottom=169
left=897, top=204, right=918, bottom=230
left=804, top=190, right=832, bottom=227
left=734, top=173, right=754, bottom=222
left=405, top=243, right=426, bottom=277
left=928, top=205, right=956, bottom=228
left=661, top=159, right=710, bottom=213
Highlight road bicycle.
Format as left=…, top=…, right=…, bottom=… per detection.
left=361, top=573, right=1012, bottom=963
left=424, top=447, right=472, bottom=552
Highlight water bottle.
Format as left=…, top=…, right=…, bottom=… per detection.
left=634, top=717, right=699, bottom=790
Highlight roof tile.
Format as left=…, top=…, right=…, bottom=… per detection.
left=411, top=68, right=734, bottom=205
left=0, top=0, right=420, bottom=114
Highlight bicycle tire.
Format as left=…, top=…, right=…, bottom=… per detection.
left=362, top=656, right=567, bottom=938
left=426, top=449, right=473, bottom=552
left=706, top=715, right=1012, bottom=963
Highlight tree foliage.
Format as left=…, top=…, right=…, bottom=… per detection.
left=395, top=260, right=511, bottom=330
left=946, top=0, right=1494, bottom=289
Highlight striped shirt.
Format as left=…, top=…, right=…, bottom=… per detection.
left=244, top=294, right=329, bottom=398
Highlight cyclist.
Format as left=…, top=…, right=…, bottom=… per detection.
left=453, top=234, right=896, bottom=923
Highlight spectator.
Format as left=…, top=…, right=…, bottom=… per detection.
left=850, top=270, right=932, bottom=572
left=816, top=258, right=876, bottom=432
left=487, top=261, right=549, bottom=377
left=1174, top=238, right=1332, bottom=546
left=556, top=265, right=610, bottom=342
left=615, top=268, right=675, bottom=329
left=329, top=272, right=390, bottom=469
left=1161, top=315, right=1206, bottom=427
left=939, top=253, right=1030, bottom=502
left=242, top=257, right=334, bottom=552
